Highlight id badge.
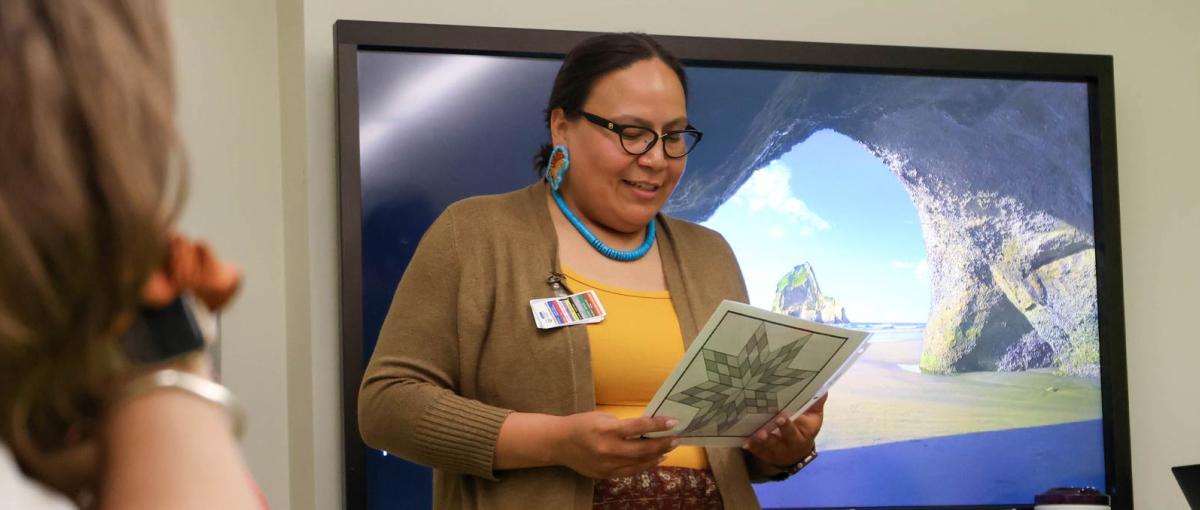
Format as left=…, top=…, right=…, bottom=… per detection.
left=529, top=289, right=606, bottom=329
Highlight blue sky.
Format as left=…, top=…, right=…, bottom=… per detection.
left=702, top=129, right=932, bottom=323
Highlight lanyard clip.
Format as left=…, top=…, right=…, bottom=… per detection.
left=547, top=272, right=572, bottom=297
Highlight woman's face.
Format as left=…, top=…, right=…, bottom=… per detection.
left=552, top=58, right=689, bottom=234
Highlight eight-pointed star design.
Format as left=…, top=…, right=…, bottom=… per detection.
left=667, top=323, right=817, bottom=435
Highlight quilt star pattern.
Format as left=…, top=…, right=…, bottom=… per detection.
left=667, top=323, right=818, bottom=434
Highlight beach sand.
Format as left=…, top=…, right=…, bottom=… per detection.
left=818, top=328, right=1102, bottom=451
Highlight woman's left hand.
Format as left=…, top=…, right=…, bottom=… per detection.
left=741, top=394, right=826, bottom=468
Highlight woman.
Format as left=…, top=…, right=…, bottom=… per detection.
left=359, top=33, right=825, bottom=509
left=0, top=1, right=261, bottom=508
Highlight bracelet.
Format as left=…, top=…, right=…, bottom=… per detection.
left=112, top=369, right=245, bottom=438
left=768, top=447, right=818, bottom=481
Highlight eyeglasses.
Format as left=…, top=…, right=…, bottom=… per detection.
left=580, top=111, right=703, bottom=159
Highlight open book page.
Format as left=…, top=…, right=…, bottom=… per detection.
left=643, top=300, right=870, bottom=447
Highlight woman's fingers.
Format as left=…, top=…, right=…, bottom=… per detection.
left=564, top=412, right=682, bottom=479
left=743, top=412, right=782, bottom=448
left=618, top=437, right=676, bottom=463
left=741, top=398, right=830, bottom=469
left=744, top=434, right=778, bottom=464
left=775, top=414, right=808, bottom=450
left=617, top=415, right=677, bottom=437
left=807, top=394, right=829, bottom=415
left=611, top=416, right=678, bottom=458
left=795, top=397, right=827, bottom=437
left=600, top=441, right=671, bottom=478
left=741, top=411, right=818, bottom=467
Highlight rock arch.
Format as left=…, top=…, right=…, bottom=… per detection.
left=667, top=73, right=1099, bottom=376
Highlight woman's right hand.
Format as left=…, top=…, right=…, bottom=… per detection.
left=553, top=412, right=679, bottom=479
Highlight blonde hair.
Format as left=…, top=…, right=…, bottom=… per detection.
left=0, top=0, right=184, bottom=495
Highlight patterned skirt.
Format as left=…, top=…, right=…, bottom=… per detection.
left=592, top=466, right=724, bottom=509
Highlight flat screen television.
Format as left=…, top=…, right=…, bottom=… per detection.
left=335, top=20, right=1131, bottom=510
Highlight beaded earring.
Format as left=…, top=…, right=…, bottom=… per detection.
left=543, top=143, right=656, bottom=261
left=544, top=144, right=570, bottom=191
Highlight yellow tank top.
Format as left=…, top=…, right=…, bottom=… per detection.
left=561, top=265, right=708, bottom=469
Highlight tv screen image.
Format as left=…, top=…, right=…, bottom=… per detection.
left=339, top=23, right=1128, bottom=510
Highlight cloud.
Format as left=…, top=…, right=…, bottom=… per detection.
left=892, top=259, right=930, bottom=282
left=768, top=226, right=787, bottom=239
left=733, top=161, right=831, bottom=232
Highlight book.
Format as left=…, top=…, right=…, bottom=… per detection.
left=642, top=300, right=870, bottom=446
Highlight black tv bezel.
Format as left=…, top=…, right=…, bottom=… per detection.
left=333, top=19, right=1130, bottom=510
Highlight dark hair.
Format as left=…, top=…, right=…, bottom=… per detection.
left=533, top=33, right=689, bottom=173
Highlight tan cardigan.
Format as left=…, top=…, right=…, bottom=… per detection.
left=359, top=183, right=771, bottom=509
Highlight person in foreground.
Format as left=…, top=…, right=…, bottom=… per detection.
left=359, top=33, right=826, bottom=509
left=0, top=1, right=262, bottom=509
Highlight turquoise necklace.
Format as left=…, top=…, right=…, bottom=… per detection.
left=551, top=188, right=655, bottom=262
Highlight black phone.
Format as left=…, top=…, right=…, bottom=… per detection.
left=120, top=295, right=208, bottom=364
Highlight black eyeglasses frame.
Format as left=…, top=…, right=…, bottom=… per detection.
left=579, top=111, right=704, bottom=159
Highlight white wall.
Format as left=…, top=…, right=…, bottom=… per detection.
left=167, top=2, right=292, bottom=510
left=170, top=1, right=1200, bottom=508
